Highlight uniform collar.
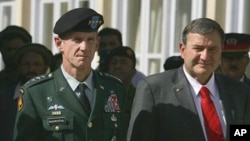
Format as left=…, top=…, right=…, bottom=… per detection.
left=61, top=66, right=94, bottom=91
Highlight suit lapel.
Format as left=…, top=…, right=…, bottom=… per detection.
left=174, top=68, right=199, bottom=116
left=215, top=75, right=235, bottom=124
left=53, top=69, right=89, bottom=119
left=173, top=68, right=205, bottom=139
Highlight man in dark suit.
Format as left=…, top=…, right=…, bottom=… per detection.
left=13, top=8, right=127, bottom=141
left=127, top=18, right=250, bottom=141
left=220, top=33, right=250, bottom=86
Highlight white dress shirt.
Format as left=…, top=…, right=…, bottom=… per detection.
left=183, top=66, right=226, bottom=141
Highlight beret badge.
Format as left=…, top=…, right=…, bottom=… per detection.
left=89, top=16, right=102, bottom=29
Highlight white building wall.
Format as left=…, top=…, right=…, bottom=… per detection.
left=0, top=0, right=250, bottom=76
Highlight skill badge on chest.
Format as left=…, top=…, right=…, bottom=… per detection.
left=48, top=104, right=65, bottom=116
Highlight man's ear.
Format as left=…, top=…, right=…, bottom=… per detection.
left=54, top=36, right=63, bottom=52
left=179, top=42, right=185, bottom=59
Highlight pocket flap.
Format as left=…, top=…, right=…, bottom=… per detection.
left=42, top=116, right=74, bottom=131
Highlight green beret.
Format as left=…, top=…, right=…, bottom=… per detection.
left=53, top=8, right=104, bottom=35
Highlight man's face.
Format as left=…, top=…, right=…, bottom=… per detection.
left=220, top=54, right=249, bottom=80
left=107, top=56, right=135, bottom=83
left=99, top=35, right=121, bottom=50
left=180, top=31, right=222, bottom=84
left=19, top=52, right=48, bottom=84
left=1, top=38, right=25, bottom=67
left=55, top=31, right=99, bottom=70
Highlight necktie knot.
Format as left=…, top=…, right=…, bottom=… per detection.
left=200, top=86, right=210, bottom=99
left=78, top=83, right=86, bottom=92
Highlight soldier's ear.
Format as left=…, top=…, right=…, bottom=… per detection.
left=54, top=36, right=63, bottom=52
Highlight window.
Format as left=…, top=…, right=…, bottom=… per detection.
left=31, top=0, right=89, bottom=54
left=134, top=0, right=201, bottom=75
left=0, top=1, right=15, bottom=29
left=0, top=1, right=15, bottom=70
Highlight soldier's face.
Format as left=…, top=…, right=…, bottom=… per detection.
left=220, top=55, right=249, bottom=80
left=55, top=32, right=99, bottom=70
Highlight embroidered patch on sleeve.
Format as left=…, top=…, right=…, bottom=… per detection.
left=17, top=95, right=23, bottom=111
left=18, top=89, right=24, bottom=111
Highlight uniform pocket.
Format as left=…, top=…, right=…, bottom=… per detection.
left=42, top=116, right=74, bottom=131
left=42, top=116, right=74, bottom=141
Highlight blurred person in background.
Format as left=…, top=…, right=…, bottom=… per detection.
left=98, top=27, right=146, bottom=87
left=163, top=55, right=184, bottom=71
left=0, top=25, right=32, bottom=84
left=105, top=46, right=137, bottom=132
left=220, top=33, right=250, bottom=86
left=0, top=43, right=53, bottom=141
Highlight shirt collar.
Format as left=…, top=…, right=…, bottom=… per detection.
left=240, top=76, right=244, bottom=82
left=183, top=66, right=216, bottom=97
left=61, top=66, right=94, bottom=91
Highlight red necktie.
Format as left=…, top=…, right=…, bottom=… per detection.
left=200, top=86, right=224, bottom=141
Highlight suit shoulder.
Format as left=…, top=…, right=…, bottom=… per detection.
left=23, top=73, right=54, bottom=88
left=216, top=73, right=250, bottom=89
left=95, top=71, right=123, bottom=84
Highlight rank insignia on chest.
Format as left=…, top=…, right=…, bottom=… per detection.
left=104, top=94, right=120, bottom=112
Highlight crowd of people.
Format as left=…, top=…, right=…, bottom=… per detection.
left=0, top=7, right=249, bottom=141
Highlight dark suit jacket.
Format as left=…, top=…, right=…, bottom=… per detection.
left=127, top=67, right=250, bottom=141
left=13, top=69, right=127, bottom=141
left=243, top=75, right=250, bottom=87
left=0, top=76, right=18, bottom=141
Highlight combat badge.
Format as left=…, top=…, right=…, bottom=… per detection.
left=18, top=88, right=24, bottom=111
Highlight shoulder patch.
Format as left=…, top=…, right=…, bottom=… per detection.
left=17, top=88, right=24, bottom=111
left=24, top=73, right=54, bottom=87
